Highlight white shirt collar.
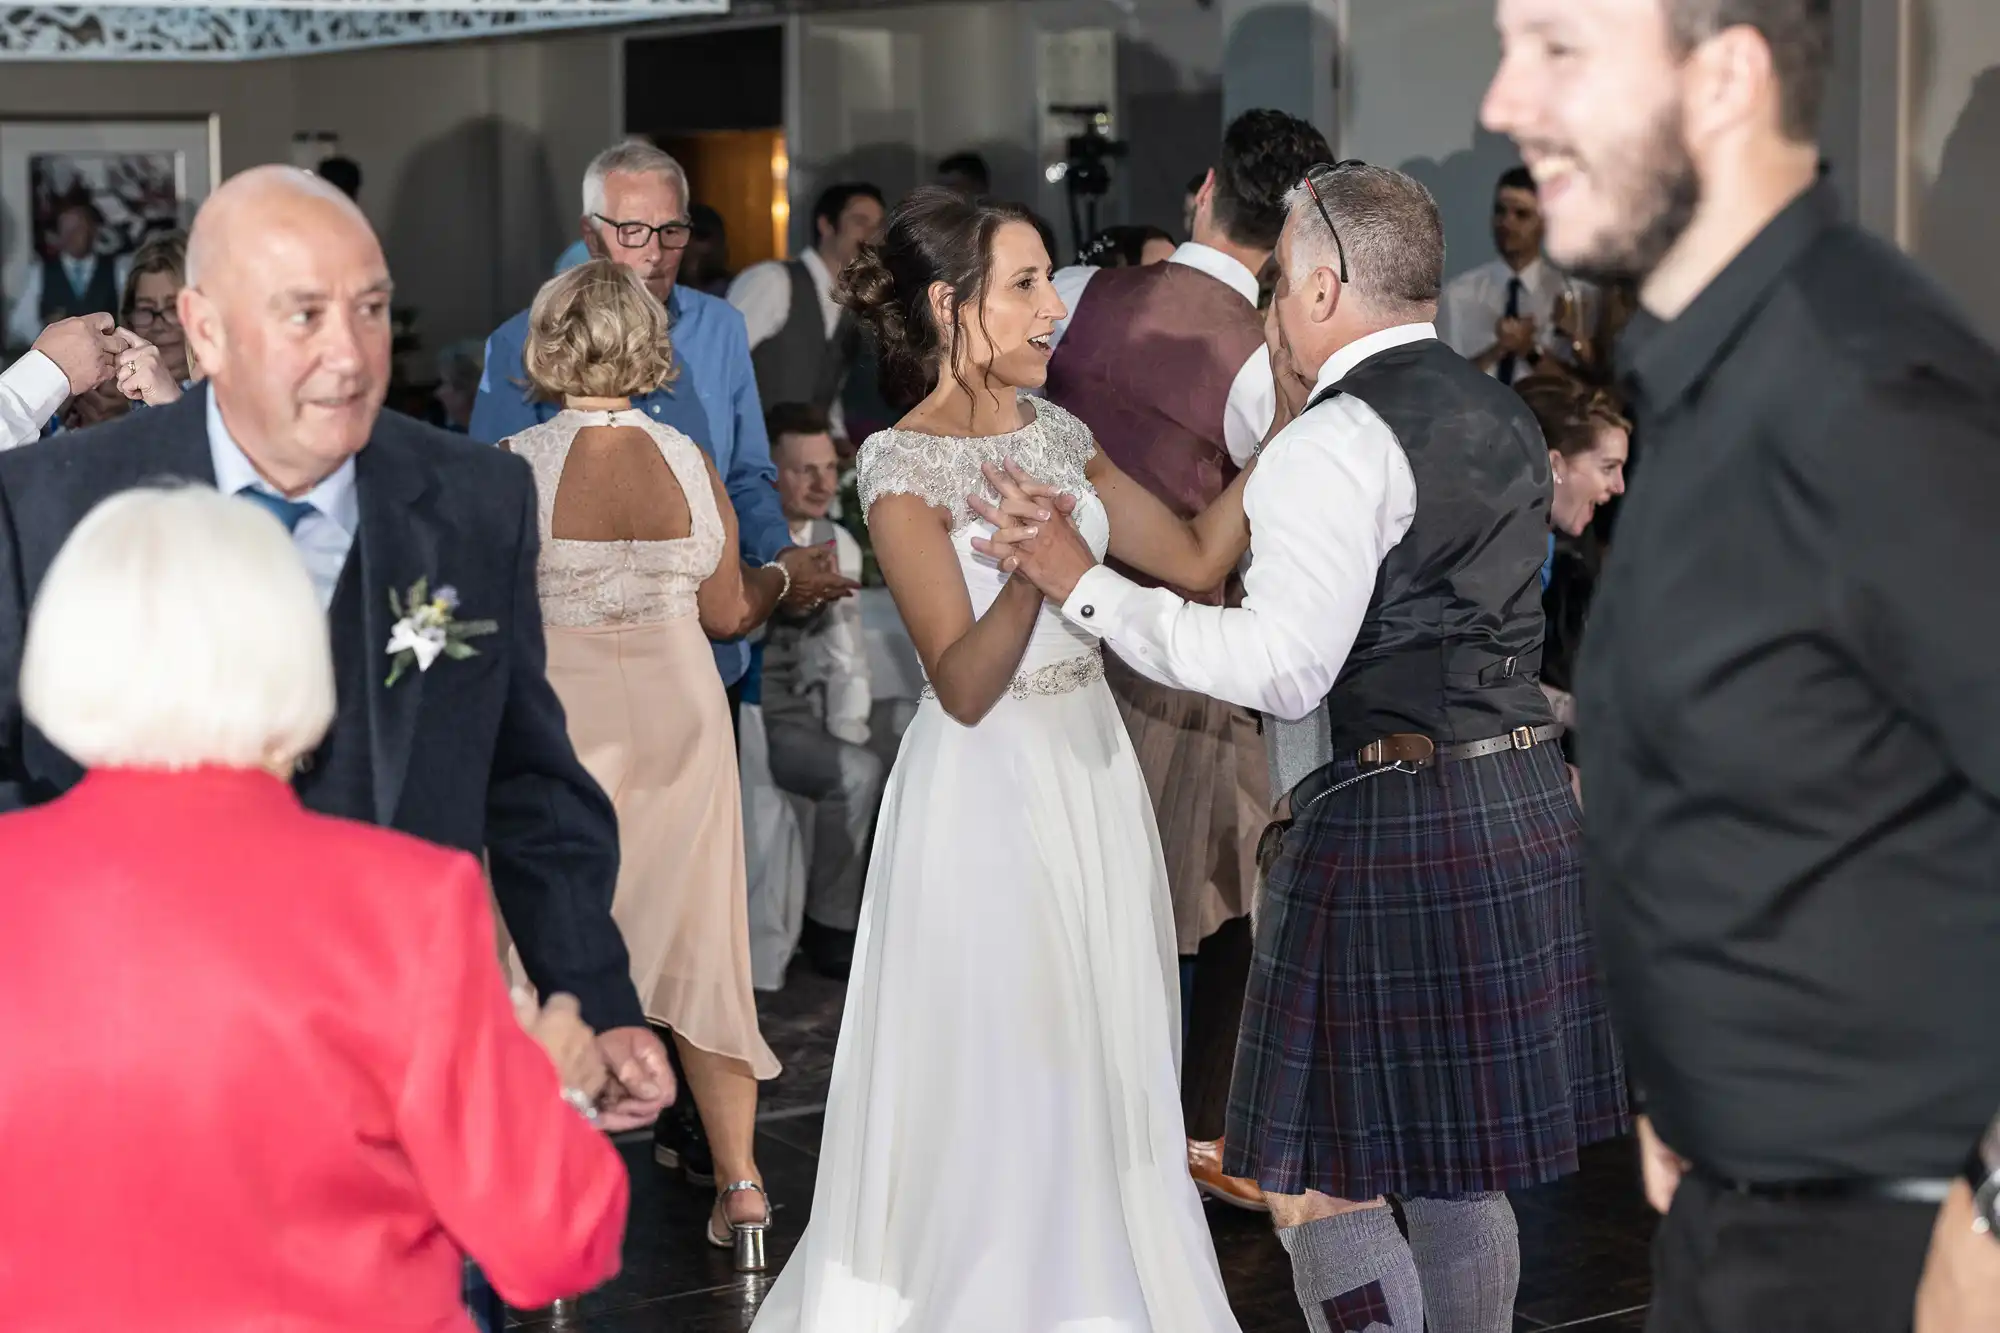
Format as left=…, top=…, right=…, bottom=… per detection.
left=801, top=247, right=835, bottom=298
left=1480, top=254, right=1546, bottom=289
left=205, top=388, right=360, bottom=537
left=1168, top=242, right=1260, bottom=307
left=1312, top=321, right=1440, bottom=395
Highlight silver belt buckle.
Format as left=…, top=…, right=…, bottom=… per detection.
left=1510, top=725, right=1536, bottom=750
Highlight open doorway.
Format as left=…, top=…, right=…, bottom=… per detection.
left=626, top=24, right=787, bottom=294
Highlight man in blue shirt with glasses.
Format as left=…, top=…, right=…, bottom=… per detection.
left=471, top=140, right=854, bottom=697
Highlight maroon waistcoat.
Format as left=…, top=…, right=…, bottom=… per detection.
left=1043, top=258, right=1265, bottom=603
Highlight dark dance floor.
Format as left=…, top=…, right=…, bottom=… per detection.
left=509, top=969, right=1655, bottom=1332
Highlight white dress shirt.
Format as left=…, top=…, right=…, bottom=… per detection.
left=1045, top=242, right=1274, bottom=466
left=5, top=254, right=134, bottom=350
left=731, top=247, right=842, bottom=348
left=788, top=518, right=872, bottom=746
left=207, top=390, right=359, bottom=610
left=0, top=351, right=70, bottom=451
left=727, top=248, right=848, bottom=437
left=1436, top=256, right=1595, bottom=385
left=1059, top=322, right=1429, bottom=723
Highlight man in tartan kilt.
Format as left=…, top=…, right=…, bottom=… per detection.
left=985, top=162, right=1628, bottom=1332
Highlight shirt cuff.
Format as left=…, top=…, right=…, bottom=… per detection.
left=7, top=350, right=71, bottom=427
left=1060, top=564, right=1134, bottom=639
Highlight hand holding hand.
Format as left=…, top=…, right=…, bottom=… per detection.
left=32, top=314, right=121, bottom=395
left=592, top=1025, right=675, bottom=1132
left=1916, top=1182, right=2000, bottom=1333
left=967, top=459, right=1097, bottom=604
left=776, top=543, right=861, bottom=613
left=111, top=329, right=183, bottom=406
left=515, top=990, right=608, bottom=1103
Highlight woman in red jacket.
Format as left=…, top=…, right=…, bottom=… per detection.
left=0, top=484, right=629, bottom=1331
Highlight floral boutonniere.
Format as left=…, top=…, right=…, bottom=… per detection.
left=385, top=578, right=498, bottom=687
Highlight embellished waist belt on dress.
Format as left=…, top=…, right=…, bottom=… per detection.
left=919, top=647, right=1105, bottom=702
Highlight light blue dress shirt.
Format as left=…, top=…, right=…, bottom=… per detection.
left=468, top=282, right=786, bottom=687
left=207, top=390, right=359, bottom=610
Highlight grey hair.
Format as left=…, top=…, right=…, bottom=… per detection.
left=581, top=140, right=689, bottom=218
left=1281, top=164, right=1445, bottom=315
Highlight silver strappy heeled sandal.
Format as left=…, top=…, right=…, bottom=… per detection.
left=706, top=1179, right=770, bottom=1273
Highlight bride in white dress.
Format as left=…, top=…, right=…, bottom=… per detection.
left=750, top=187, right=1258, bottom=1333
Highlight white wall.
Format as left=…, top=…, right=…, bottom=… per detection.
left=1341, top=0, right=1512, bottom=280
left=1909, top=0, right=2000, bottom=346
left=792, top=0, right=1226, bottom=259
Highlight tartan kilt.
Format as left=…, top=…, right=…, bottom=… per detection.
left=1223, top=740, right=1627, bottom=1199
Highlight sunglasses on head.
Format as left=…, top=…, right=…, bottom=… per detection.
left=1300, top=159, right=1368, bottom=285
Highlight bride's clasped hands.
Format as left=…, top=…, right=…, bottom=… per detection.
left=968, top=457, right=1099, bottom=601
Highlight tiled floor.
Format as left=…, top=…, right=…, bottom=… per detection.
left=511, top=967, right=1654, bottom=1331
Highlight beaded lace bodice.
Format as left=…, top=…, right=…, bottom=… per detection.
left=858, top=400, right=1109, bottom=693
left=508, top=408, right=723, bottom=628
left=858, top=399, right=1100, bottom=535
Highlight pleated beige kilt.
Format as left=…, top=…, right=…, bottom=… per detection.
left=1104, top=653, right=1271, bottom=956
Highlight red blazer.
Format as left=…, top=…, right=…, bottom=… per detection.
left=0, top=767, right=629, bottom=1332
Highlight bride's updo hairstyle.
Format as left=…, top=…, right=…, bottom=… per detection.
left=836, top=186, right=1037, bottom=407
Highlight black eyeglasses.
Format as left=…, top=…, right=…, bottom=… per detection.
left=128, top=302, right=180, bottom=332
left=1301, top=159, right=1367, bottom=284
left=591, top=214, right=693, bottom=251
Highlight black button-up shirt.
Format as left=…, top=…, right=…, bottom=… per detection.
left=1581, top=181, right=2000, bottom=1182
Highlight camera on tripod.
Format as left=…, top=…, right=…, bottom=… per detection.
left=1045, top=103, right=1129, bottom=259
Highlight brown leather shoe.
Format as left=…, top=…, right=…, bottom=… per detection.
left=1188, top=1137, right=1268, bottom=1212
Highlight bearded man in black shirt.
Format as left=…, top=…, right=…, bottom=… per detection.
left=1484, top=1, right=2000, bottom=1330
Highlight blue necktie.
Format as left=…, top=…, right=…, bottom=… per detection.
left=237, top=485, right=317, bottom=534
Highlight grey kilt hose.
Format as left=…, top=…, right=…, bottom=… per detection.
left=1223, top=740, right=1628, bottom=1199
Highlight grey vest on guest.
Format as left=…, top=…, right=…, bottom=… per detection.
left=750, top=261, right=860, bottom=414
left=1314, top=338, right=1555, bottom=750
left=294, top=551, right=377, bottom=815
left=760, top=517, right=837, bottom=730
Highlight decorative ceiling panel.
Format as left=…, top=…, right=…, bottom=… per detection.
left=0, top=1, right=728, bottom=60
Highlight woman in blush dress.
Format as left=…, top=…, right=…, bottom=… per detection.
left=502, top=260, right=785, bottom=1270
left=752, top=188, right=1269, bottom=1332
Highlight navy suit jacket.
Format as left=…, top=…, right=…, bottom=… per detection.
left=0, top=388, right=644, bottom=1031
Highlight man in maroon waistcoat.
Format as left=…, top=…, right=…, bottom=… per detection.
left=1040, top=107, right=1331, bottom=1210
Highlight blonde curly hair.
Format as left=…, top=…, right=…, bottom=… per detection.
left=522, top=259, right=678, bottom=401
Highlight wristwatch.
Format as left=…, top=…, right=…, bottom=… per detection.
left=1963, top=1116, right=2000, bottom=1236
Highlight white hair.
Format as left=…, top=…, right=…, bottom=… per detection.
left=21, top=485, right=335, bottom=773
left=581, top=140, right=689, bottom=218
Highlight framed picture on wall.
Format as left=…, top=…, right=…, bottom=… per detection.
left=0, top=116, right=219, bottom=354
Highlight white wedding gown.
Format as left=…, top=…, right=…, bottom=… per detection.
left=751, top=402, right=1242, bottom=1333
